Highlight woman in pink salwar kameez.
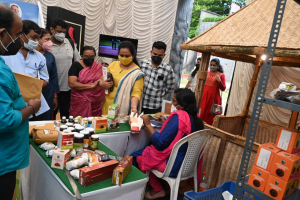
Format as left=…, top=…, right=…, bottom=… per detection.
left=68, top=46, right=113, bottom=117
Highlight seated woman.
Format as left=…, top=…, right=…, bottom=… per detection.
left=131, top=88, right=204, bottom=199
left=102, top=41, right=145, bottom=116
left=68, top=46, right=113, bottom=117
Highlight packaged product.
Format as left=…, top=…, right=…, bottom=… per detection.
left=29, top=123, right=55, bottom=137
left=57, top=130, right=74, bottom=150
left=107, top=117, right=120, bottom=131
left=51, top=148, right=71, bottom=170
left=46, top=147, right=58, bottom=157
left=279, top=82, right=297, bottom=91
left=112, top=156, right=133, bottom=186
left=71, top=149, right=76, bottom=158
left=130, top=112, right=143, bottom=135
left=108, top=104, right=119, bottom=119
left=270, top=151, right=300, bottom=182
left=287, top=95, right=300, bottom=105
left=248, top=166, right=269, bottom=192
left=32, top=128, right=59, bottom=144
left=79, top=160, right=119, bottom=187
left=91, top=117, right=107, bottom=133
left=39, top=142, right=56, bottom=150
left=275, top=128, right=300, bottom=154
left=264, top=174, right=299, bottom=200
left=70, top=169, right=80, bottom=179
left=254, top=142, right=281, bottom=172
left=66, top=153, right=89, bottom=170
left=97, top=154, right=123, bottom=162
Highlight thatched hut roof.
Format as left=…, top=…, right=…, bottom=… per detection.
left=180, top=0, right=300, bottom=67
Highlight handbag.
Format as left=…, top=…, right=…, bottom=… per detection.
left=210, top=81, right=223, bottom=116
left=14, top=72, right=43, bottom=102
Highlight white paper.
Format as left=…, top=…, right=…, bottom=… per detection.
left=256, top=148, right=271, bottom=169
left=103, top=67, right=108, bottom=95
left=222, top=191, right=233, bottom=200
left=277, top=130, right=292, bottom=150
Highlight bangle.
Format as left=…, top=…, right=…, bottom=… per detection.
left=28, top=104, right=35, bottom=114
left=54, top=96, right=58, bottom=98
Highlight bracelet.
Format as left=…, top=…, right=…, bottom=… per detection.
left=28, top=104, right=35, bottom=115
left=54, top=96, right=58, bottom=98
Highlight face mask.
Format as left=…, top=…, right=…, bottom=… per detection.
left=83, top=57, right=95, bottom=66
left=0, top=31, right=22, bottom=55
left=42, top=40, right=53, bottom=51
left=151, top=56, right=163, bottom=65
left=195, top=64, right=200, bottom=69
left=54, top=33, right=65, bottom=42
left=118, top=55, right=132, bottom=66
left=23, top=34, right=39, bottom=51
left=171, top=104, right=179, bottom=113
left=210, top=66, right=218, bottom=72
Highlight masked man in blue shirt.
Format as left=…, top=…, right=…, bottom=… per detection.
left=2, top=20, right=50, bottom=121
left=0, top=5, right=41, bottom=200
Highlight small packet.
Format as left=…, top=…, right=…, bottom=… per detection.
left=286, top=95, right=300, bottom=105
left=39, top=142, right=56, bottom=151
left=46, top=147, right=58, bottom=157
left=66, top=153, right=89, bottom=170
left=70, top=169, right=80, bottom=179
left=71, top=149, right=76, bottom=158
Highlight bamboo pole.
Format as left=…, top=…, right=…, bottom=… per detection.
left=195, top=52, right=211, bottom=109
left=242, top=55, right=262, bottom=116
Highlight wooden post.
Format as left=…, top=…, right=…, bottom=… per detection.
left=242, top=55, right=262, bottom=116
left=288, top=111, right=299, bottom=129
left=195, top=52, right=211, bottom=109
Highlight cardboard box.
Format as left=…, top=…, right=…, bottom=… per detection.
left=108, top=104, right=119, bottom=119
left=107, top=117, right=120, bottom=131
left=51, top=149, right=71, bottom=170
left=112, top=156, right=133, bottom=186
left=248, top=166, right=270, bottom=192
left=254, top=142, right=281, bottom=172
left=29, top=122, right=55, bottom=137
left=270, top=151, right=300, bottom=182
left=91, top=117, right=107, bottom=133
left=130, top=112, right=143, bottom=135
left=79, top=160, right=119, bottom=187
left=57, top=130, right=74, bottom=150
left=276, top=128, right=300, bottom=154
left=264, top=174, right=298, bottom=200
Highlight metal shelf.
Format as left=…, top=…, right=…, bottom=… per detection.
left=263, top=98, right=300, bottom=112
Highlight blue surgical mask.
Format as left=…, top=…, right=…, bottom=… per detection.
left=23, top=34, right=38, bottom=51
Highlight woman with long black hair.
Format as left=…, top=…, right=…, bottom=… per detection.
left=131, top=88, right=204, bottom=199
left=200, top=58, right=226, bottom=125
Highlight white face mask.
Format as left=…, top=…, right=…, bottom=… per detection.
left=54, top=33, right=65, bottom=42
left=171, top=104, right=179, bottom=113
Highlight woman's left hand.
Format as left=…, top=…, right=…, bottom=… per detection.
left=216, top=75, right=221, bottom=82
left=99, top=78, right=113, bottom=89
left=140, top=115, right=151, bottom=126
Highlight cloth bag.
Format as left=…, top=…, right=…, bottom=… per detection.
left=31, top=128, right=58, bottom=144
left=14, top=72, right=43, bottom=102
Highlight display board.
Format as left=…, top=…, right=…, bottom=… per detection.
left=0, top=0, right=39, bottom=24
left=46, top=6, right=86, bottom=54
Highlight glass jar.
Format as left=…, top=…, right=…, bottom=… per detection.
left=75, top=126, right=84, bottom=133
left=80, top=130, right=90, bottom=149
left=61, top=116, right=67, bottom=124
left=69, top=116, right=74, bottom=123
left=67, top=127, right=76, bottom=132
left=66, top=123, right=74, bottom=127
left=60, top=125, right=68, bottom=131
left=74, top=133, right=84, bottom=151
left=85, top=128, right=95, bottom=147
left=90, top=135, right=99, bottom=150
left=74, top=119, right=79, bottom=125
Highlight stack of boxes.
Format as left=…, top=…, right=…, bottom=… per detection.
left=248, top=128, right=300, bottom=199
left=107, top=104, right=120, bottom=131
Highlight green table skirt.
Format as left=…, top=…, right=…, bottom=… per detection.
left=29, top=134, right=146, bottom=195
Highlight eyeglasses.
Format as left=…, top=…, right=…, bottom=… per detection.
left=82, top=55, right=96, bottom=59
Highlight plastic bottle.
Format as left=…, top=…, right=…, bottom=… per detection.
left=199, top=171, right=208, bottom=192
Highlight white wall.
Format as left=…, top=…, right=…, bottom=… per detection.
left=23, top=0, right=178, bottom=64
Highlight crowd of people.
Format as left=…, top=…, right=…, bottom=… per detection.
left=0, top=5, right=227, bottom=200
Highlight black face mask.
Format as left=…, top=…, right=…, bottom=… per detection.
left=195, top=64, right=200, bottom=69
left=83, top=58, right=95, bottom=66
left=151, top=56, right=163, bottom=65
left=3, top=37, right=22, bottom=56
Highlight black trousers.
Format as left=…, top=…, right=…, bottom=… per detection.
left=0, top=171, right=16, bottom=200
left=53, top=90, right=71, bottom=120
left=142, top=107, right=162, bottom=115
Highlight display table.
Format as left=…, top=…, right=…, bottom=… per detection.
left=21, top=138, right=148, bottom=200
left=28, top=121, right=153, bottom=156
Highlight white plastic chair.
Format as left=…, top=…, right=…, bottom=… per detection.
left=149, top=129, right=213, bottom=200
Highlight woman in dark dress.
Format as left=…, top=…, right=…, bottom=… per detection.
left=36, top=29, right=60, bottom=120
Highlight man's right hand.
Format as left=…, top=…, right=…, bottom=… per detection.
left=28, top=99, right=41, bottom=114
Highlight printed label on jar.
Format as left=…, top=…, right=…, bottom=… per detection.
left=73, top=143, right=83, bottom=150
left=83, top=139, right=89, bottom=148
left=91, top=141, right=98, bottom=149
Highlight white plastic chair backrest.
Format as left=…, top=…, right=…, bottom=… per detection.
left=162, top=129, right=213, bottom=178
